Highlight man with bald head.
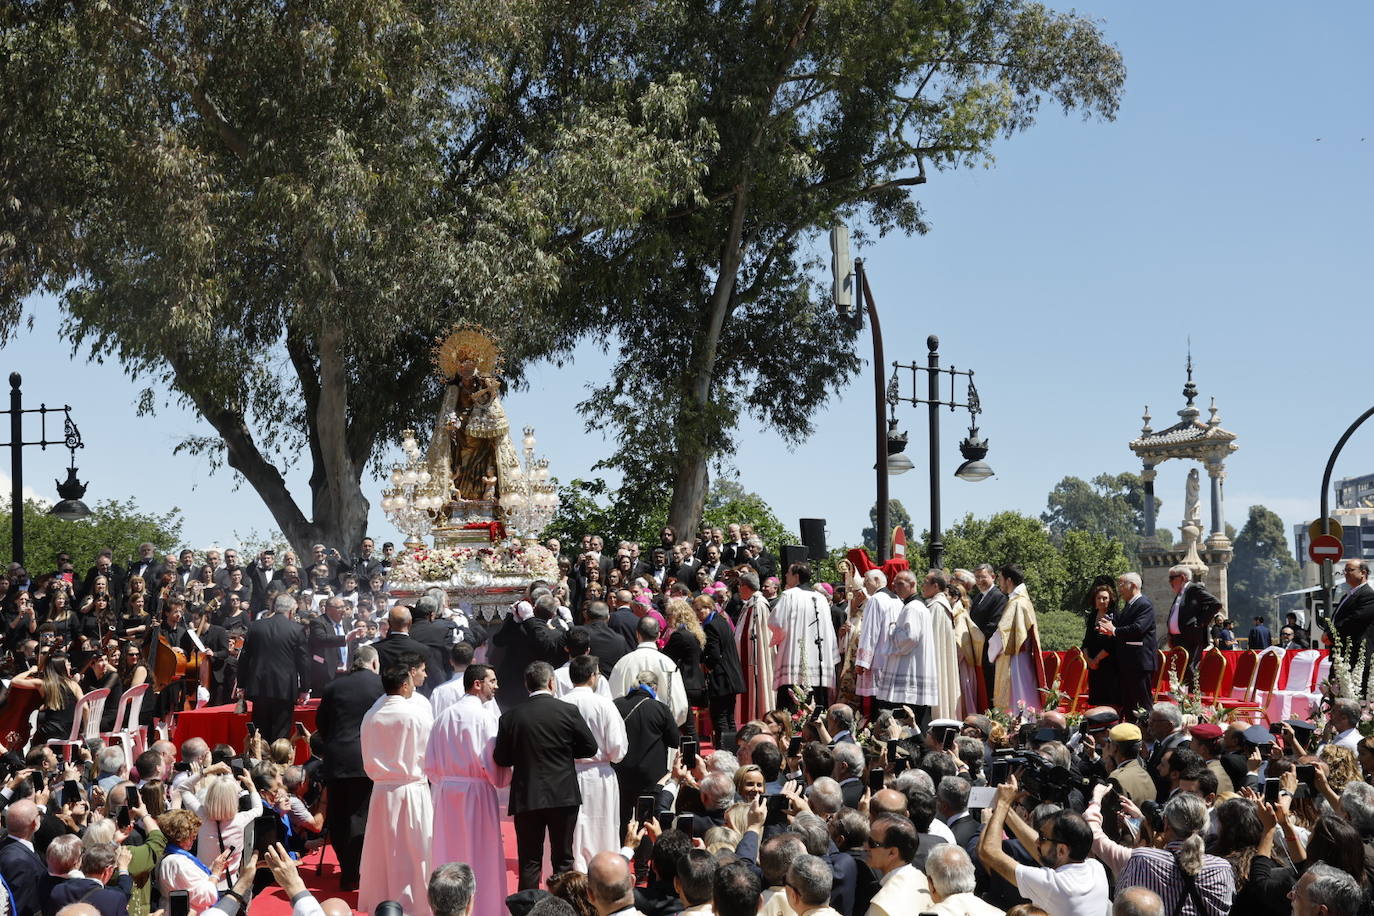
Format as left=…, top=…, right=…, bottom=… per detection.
left=376, top=605, right=446, bottom=698
left=587, top=851, right=642, bottom=916
left=0, top=798, right=46, bottom=916
left=238, top=592, right=310, bottom=740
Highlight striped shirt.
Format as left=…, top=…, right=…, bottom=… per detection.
left=1119, top=843, right=1235, bottom=916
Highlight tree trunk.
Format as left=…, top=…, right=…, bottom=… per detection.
left=668, top=456, right=709, bottom=542
left=312, top=324, right=370, bottom=557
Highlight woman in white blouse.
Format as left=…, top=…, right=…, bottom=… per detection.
left=156, top=809, right=234, bottom=913
left=194, top=772, right=263, bottom=887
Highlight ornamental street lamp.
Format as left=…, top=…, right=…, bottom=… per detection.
left=889, top=336, right=994, bottom=571
left=3, top=373, right=91, bottom=567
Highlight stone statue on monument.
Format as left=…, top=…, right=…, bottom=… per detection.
left=1184, top=468, right=1201, bottom=524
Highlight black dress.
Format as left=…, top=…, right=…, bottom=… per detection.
left=1081, top=612, right=1120, bottom=708
left=33, top=683, right=77, bottom=745
left=664, top=627, right=707, bottom=708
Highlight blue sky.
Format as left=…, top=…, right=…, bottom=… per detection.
left=3, top=1, right=1371, bottom=561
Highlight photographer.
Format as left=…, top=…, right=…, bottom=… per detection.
left=977, top=774, right=1109, bottom=915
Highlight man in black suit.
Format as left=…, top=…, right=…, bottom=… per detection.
left=0, top=799, right=45, bottom=916
left=612, top=669, right=681, bottom=831
left=308, top=596, right=367, bottom=696
left=969, top=563, right=1008, bottom=700
left=523, top=594, right=569, bottom=667
left=1331, top=560, right=1374, bottom=659
left=237, top=593, right=310, bottom=741
left=46, top=841, right=134, bottom=916
left=583, top=602, right=628, bottom=676
left=244, top=549, right=276, bottom=618
left=607, top=591, right=640, bottom=650
left=348, top=537, right=384, bottom=585
left=189, top=606, right=234, bottom=706
left=938, top=777, right=981, bottom=849
left=1098, top=573, right=1158, bottom=716
left=316, top=643, right=384, bottom=892
left=493, top=661, right=599, bottom=890
left=173, top=549, right=198, bottom=590
left=1164, top=565, right=1221, bottom=685
left=699, top=596, right=744, bottom=736
left=721, top=524, right=747, bottom=567
left=672, top=542, right=702, bottom=587
left=81, top=550, right=126, bottom=602
left=214, top=548, right=245, bottom=591
left=744, top=539, right=778, bottom=583
left=374, top=605, right=446, bottom=699
left=127, top=542, right=160, bottom=591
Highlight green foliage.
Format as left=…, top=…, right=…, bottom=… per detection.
left=1038, top=610, right=1087, bottom=652
left=0, top=498, right=184, bottom=572
left=920, top=511, right=1129, bottom=624
left=862, top=500, right=915, bottom=554
left=564, top=0, right=1125, bottom=533
left=0, top=0, right=710, bottom=554
left=541, top=477, right=795, bottom=553
left=1229, top=505, right=1301, bottom=626
left=1042, top=472, right=1159, bottom=559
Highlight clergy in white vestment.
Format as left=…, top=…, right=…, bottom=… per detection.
left=560, top=656, right=629, bottom=870
left=922, top=572, right=963, bottom=721
left=853, top=570, right=901, bottom=702
left=879, top=571, right=940, bottom=714
left=554, top=632, right=614, bottom=700
left=736, top=571, right=778, bottom=725
left=424, top=663, right=510, bottom=916
left=608, top=617, right=689, bottom=725
left=771, top=563, right=838, bottom=708
left=359, top=655, right=436, bottom=916
left=432, top=644, right=500, bottom=719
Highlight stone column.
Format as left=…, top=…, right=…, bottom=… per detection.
left=1142, top=464, right=1157, bottom=541
left=1207, top=462, right=1225, bottom=537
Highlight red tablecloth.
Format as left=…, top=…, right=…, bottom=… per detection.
left=1048, top=648, right=1329, bottom=698
left=171, top=700, right=319, bottom=763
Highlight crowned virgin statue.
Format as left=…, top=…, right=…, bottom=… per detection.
left=425, top=328, right=522, bottom=516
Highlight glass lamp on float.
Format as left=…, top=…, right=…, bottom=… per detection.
left=954, top=425, right=994, bottom=482
left=48, top=463, right=92, bottom=522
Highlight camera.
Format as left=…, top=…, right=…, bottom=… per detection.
left=992, top=749, right=1098, bottom=805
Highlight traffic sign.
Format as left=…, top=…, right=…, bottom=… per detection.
left=1309, top=534, right=1344, bottom=565
left=1309, top=517, right=1345, bottom=543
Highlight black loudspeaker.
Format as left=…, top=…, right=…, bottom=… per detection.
left=799, top=518, right=827, bottom=561
left=780, top=544, right=809, bottom=572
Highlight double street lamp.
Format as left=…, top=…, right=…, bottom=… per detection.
left=3, top=373, right=92, bottom=567
left=888, top=337, right=994, bottom=571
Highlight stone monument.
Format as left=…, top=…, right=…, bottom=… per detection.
left=1128, top=356, right=1238, bottom=633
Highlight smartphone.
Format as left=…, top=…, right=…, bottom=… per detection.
left=887, top=739, right=899, bottom=759
left=676, top=813, right=694, bottom=835
left=719, top=731, right=738, bottom=754
left=229, top=758, right=245, bottom=777
left=294, top=721, right=308, bottom=738
left=786, top=736, right=803, bottom=757
left=1270, top=722, right=1284, bottom=735
left=942, top=730, right=956, bottom=751
left=868, top=767, right=885, bottom=793
left=29, top=771, right=44, bottom=795
left=636, top=794, right=656, bottom=825
left=1297, top=764, right=1317, bottom=787
left=766, top=794, right=788, bottom=816
left=252, top=811, right=279, bottom=855
left=113, top=804, right=131, bottom=829
left=989, top=760, right=1010, bottom=785
left=892, top=708, right=911, bottom=722
left=246, top=722, right=258, bottom=738
left=682, top=739, right=699, bottom=770
left=62, top=779, right=82, bottom=806
left=1264, top=777, right=1282, bottom=804
left=169, top=890, right=190, bottom=916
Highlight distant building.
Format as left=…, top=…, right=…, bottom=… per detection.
left=1294, top=472, right=1374, bottom=582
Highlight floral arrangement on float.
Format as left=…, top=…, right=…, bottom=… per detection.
left=390, top=542, right=559, bottom=586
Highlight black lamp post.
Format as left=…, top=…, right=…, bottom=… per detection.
left=1316, top=404, right=1374, bottom=630
left=3, top=372, right=91, bottom=567
left=889, top=336, right=994, bottom=571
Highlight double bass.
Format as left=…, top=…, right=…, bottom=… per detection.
left=148, top=626, right=205, bottom=712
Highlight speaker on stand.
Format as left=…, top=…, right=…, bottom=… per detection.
left=799, top=518, right=827, bottom=561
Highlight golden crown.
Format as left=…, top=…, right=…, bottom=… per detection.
left=434, top=326, right=501, bottom=378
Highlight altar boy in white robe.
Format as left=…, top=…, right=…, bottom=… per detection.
left=425, top=663, right=511, bottom=916
left=359, top=653, right=435, bottom=916
left=772, top=562, right=838, bottom=709
left=561, top=655, right=629, bottom=870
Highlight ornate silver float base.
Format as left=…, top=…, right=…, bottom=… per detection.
left=389, top=580, right=529, bottom=623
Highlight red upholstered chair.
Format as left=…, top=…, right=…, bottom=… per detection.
left=1152, top=650, right=1169, bottom=698
left=1156, top=647, right=1189, bottom=699
left=1042, top=652, right=1061, bottom=692
left=1228, top=651, right=1261, bottom=702
left=1196, top=647, right=1229, bottom=705
left=1055, top=648, right=1089, bottom=714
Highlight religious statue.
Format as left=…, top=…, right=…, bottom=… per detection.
left=424, top=327, right=521, bottom=514
left=1185, top=468, right=1201, bottom=523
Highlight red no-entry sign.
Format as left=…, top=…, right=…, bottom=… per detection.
left=1309, top=534, right=1344, bottom=564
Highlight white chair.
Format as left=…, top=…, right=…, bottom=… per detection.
left=47, top=688, right=110, bottom=764
left=99, top=683, right=150, bottom=769
left=1268, top=649, right=1322, bottom=722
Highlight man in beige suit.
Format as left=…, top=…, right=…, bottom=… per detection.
left=865, top=814, right=933, bottom=916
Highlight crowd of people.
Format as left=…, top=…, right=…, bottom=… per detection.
left=1, top=533, right=1373, bottom=916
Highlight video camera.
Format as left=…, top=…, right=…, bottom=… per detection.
left=989, top=749, right=1100, bottom=806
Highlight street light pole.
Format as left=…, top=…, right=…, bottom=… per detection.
left=926, top=337, right=942, bottom=572
left=890, top=339, right=994, bottom=572
left=856, top=260, right=890, bottom=564
left=1317, top=404, right=1374, bottom=629
left=2, top=372, right=90, bottom=568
